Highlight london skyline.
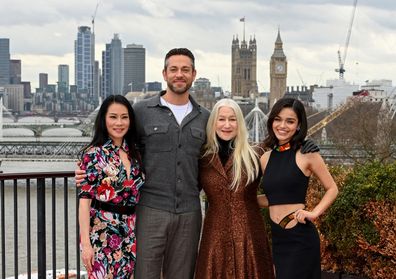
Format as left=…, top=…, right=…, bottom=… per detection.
left=1, top=0, right=395, bottom=91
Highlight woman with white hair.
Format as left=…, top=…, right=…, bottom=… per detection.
left=195, top=98, right=275, bottom=278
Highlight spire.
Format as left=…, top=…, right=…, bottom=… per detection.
left=271, top=28, right=286, bottom=58
left=275, top=27, right=283, bottom=46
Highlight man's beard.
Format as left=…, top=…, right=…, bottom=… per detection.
left=167, top=79, right=193, bottom=95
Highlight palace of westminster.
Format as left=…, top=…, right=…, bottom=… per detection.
left=192, top=29, right=311, bottom=114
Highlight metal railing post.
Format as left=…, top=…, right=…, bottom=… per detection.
left=37, top=178, right=46, bottom=278
left=13, top=180, right=18, bottom=278
left=1, top=180, right=5, bottom=279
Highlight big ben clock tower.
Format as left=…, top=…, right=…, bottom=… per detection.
left=269, top=29, right=287, bottom=108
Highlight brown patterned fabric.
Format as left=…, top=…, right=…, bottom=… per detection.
left=195, top=153, right=275, bottom=279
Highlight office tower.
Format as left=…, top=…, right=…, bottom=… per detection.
left=194, top=77, right=211, bottom=90
left=58, top=64, right=69, bottom=94
left=102, top=34, right=124, bottom=98
left=3, top=84, right=24, bottom=113
left=10, top=59, right=21, bottom=84
left=145, top=81, right=162, bottom=92
left=193, top=77, right=216, bottom=109
left=231, top=35, right=258, bottom=98
left=75, top=26, right=97, bottom=104
left=21, top=81, right=32, bottom=110
left=0, top=38, right=10, bottom=86
left=94, top=61, right=100, bottom=102
left=21, top=81, right=31, bottom=98
left=269, top=29, right=287, bottom=108
left=39, top=73, right=48, bottom=91
left=123, top=44, right=145, bottom=93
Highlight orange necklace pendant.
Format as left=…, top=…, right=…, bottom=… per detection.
left=275, top=142, right=291, bottom=152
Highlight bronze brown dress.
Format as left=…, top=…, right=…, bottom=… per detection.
left=195, top=153, right=274, bottom=279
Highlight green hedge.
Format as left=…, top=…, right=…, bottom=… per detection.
left=319, top=161, right=396, bottom=278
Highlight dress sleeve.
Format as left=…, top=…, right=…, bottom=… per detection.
left=78, top=146, right=103, bottom=199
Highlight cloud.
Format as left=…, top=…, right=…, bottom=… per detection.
left=0, top=0, right=395, bottom=91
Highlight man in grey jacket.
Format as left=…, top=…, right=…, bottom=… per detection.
left=133, top=48, right=209, bottom=279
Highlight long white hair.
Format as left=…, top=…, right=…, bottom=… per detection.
left=203, top=98, right=259, bottom=190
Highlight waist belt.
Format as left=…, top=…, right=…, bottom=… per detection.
left=92, top=199, right=135, bottom=215
left=278, top=211, right=295, bottom=228
left=278, top=207, right=305, bottom=228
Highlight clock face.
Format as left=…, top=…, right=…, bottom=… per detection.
left=275, top=63, right=284, bottom=73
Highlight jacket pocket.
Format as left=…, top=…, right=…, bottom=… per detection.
left=144, top=123, right=172, bottom=152
left=185, top=127, right=205, bottom=156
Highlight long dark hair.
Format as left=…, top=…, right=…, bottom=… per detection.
left=80, top=95, right=140, bottom=163
left=264, top=97, right=307, bottom=150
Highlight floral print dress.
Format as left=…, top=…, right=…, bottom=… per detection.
left=79, top=139, right=145, bottom=279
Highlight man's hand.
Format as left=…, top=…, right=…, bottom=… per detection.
left=301, top=139, right=320, bottom=154
left=75, top=169, right=86, bottom=187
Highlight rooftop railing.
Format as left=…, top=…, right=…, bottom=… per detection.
left=0, top=171, right=85, bottom=279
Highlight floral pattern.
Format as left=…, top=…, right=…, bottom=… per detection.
left=79, top=139, right=144, bottom=279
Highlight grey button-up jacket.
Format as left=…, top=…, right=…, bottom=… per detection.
left=133, top=91, right=210, bottom=213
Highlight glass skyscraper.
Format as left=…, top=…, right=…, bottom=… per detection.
left=58, top=64, right=69, bottom=95
left=74, top=26, right=97, bottom=105
left=123, top=44, right=145, bottom=93
left=102, top=34, right=124, bottom=98
left=0, top=38, right=10, bottom=86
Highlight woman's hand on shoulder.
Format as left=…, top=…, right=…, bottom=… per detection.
left=300, top=139, right=320, bottom=154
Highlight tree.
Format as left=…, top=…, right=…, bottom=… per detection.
left=322, top=98, right=396, bottom=164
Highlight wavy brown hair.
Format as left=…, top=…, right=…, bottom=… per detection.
left=264, top=97, right=307, bottom=150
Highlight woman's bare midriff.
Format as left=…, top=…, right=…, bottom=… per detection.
left=269, top=203, right=305, bottom=228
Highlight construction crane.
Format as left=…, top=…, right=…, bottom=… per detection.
left=335, top=0, right=358, bottom=79
left=91, top=1, right=100, bottom=34
left=296, top=69, right=306, bottom=87
left=307, top=99, right=355, bottom=137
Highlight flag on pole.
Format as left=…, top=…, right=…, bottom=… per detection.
left=240, top=17, right=245, bottom=22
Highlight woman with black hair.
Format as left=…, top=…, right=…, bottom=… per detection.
left=258, top=98, right=338, bottom=279
left=78, top=95, right=144, bottom=278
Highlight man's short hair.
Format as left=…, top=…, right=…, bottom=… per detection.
left=164, top=48, right=195, bottom=70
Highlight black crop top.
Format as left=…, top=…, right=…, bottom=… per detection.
left=261, top=148, right=309, bottom=205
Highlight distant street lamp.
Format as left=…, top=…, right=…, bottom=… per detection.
left=128, top=82, right=133, bottom=92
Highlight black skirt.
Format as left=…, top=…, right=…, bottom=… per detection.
left=270, top=219, right=321, bottom=279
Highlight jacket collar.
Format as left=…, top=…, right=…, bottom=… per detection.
left=147, top=90, right=203, bottom=113
left=103, top=138, right=129, bottom=153
left=206, top=152, right=233, bottom=180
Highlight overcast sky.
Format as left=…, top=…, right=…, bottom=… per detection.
left=1, top=0, right=395, bottom=92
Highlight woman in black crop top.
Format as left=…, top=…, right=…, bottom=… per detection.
left=257, top=98, right=338, bottom=279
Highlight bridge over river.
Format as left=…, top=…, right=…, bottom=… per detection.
left=0, top=138, right=368, bottom=164
left=0, top=137, right=91, bottom=160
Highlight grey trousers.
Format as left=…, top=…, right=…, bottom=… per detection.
left=134, top=205, right=202, bottom=279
